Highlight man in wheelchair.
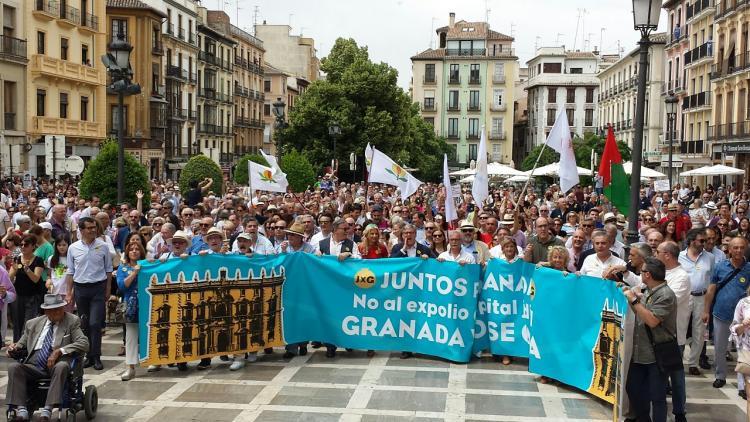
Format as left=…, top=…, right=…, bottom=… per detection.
left=5, top=294, right=89, bottom=421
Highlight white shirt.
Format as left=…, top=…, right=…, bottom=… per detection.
left=489, top=244, right=523, bottom=259
left=0, top=208, right=9, bottom=237
left=310, top=231, right=331, bottom=250
left=580, top=253, right=626, bottom=278
left=231, top=234, right=275, bottom=255
left=327, top=237, right=361, bottom=258
left=402, top=244, right=418, bottom=257
left=678, top=249, right=715, bottom=293
left=665, top=266, right=691, bottom=346
left=33, top=320, right=67, bottom=355
left=438, top=249, right=476, bottom=264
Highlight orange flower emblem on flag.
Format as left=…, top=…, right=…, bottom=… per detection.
left=385, top=164, right=408, bottom=183
left=259, top=169, right=277, bottom=183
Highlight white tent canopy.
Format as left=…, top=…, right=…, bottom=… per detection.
left=450, top=162, right=524, bottom=177
left=623, top=162, right=667, bottom=179
left=680, top=164, right=745, bottom=177
left=524, top=163, right=592, bottom=177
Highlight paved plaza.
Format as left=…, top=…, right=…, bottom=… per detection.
left=0, top=327, right=746, bottom=421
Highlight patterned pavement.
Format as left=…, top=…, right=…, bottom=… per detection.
left=0, top=327, right=747, bottom=421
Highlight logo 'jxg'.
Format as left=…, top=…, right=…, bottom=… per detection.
left=354, top=269, right=376, bottom=289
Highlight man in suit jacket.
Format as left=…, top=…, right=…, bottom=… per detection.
left=6, top=294, right=89, bottom=421
left=390, top=223, right=435, bottom=359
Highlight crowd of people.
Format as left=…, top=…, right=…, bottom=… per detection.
left=1, top=175, right=750, bottom=422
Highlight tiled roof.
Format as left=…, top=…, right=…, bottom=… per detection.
left=436, top=21, right=514, bottom=41
left=410, top=49, right=446, bottom=60
left=106, top=0, right=166, bottom=17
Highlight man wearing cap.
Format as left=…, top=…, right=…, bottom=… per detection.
left=65, top=217, right=112, bottom=371
left=500, top=212, right=527, bottom=249
left=5, top=294, right=89, bottom=422
left=232, top=217, right=275, bottom=255
left=524, top=217, right=564, bottom=264
left=459, top=221, right=491, bottom=265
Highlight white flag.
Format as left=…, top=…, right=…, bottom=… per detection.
left=260, top=149, right=281, bottom=173
left=442, top=154, right=457, bottom=223
left=365, top=143, right=374, bottom=172
left=472, top=127, right=489, bottom=205
left=546, top=109, right=579, bottom=193
left=248, top=160, right=288, bottom=194
left=368, top=147, right=422, bottom=201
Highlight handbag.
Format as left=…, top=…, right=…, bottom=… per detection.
left=125, top=290, right=138, bottom=323
left=737, top=349, right=750, bottom=376
left=645, top=325, right=684, bottom=374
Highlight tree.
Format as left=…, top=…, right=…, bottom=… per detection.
left=521, top=132, right=632, bottom=172
left=280, top=149, right=316, bottom=192
left=79, top=139, right=150, bottom=207
left=234, top=154, right=269, bottom=185
left=276, top=38, right=451, bottom=182
left=179, top=155, right=223, bottom=195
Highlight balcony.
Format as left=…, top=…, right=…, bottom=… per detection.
left=711, top=52, right=750, bottom=80
left=167, top=108, right=187, bottom=121
left=198, top=88, right=231, bottom=103
left=200, top=51, right=231, bottom=70
left=448, top=75, right=461, bottom=85
left=488, top=130, right=506, bottom=140
left=662, top=79, right=686, bottom=95
left=684, top=41, right=713, bottom=66
left=150, top=106, right=167, bottom=128
left=467, top=103, right=481, bottom=112
left=189, top=32, right=196, bottom=45
left=234, top=83, right=249, bottom=97
left=447, top=131, right=461, bottom=140
left=659, top=131, right=681, bottom=147
left=492, top=74, right=506, bottom=84
left=235, top=117, right=263, bottom=128
left=166, top=23, right=174, bottom=36
left=197, top=124, right=231, bottom=136
left=423, top=75, right=436, bottom=85
left=446, top=48, right=486, bottom=57
left=188, top=72, right=197, bottom=84
left=716, top=0, right=750, bottom=21
left=681, top=91, right=711, bottom=111
left=467, top=132, right=480, bottom=140
left=710, top=122, right=750, bottom=141
left=686, top=0, right=714, bottom=23
left=178, top=27, right=185, bottom=41
left=166, top=65, right=187, bottom=81
left=680, top=140, right=705, bottom=155
left=229, top=25, right=264, bottom=50
left=4, top=113, right=16, bottom=130
left=58, top=4, right=81, bottom=27
left=668, top=25, right=688, bottom=45
left=491, top=104, right=507, bottom=112
left=0, top=35, right=28, bottom=62
left=152, top=40, right=164, bottom=55
left=151, top=84, right=166, bottom=97
left=468, top=76, right=481, bottom=85
left=447, top=103, right=461, bottom=112
left=30, top=55, right=102, bottom=85
left=188, top=110, right=197, bottom=121
left=33, top=0, right=58, bottom=20
left=80, top=11, right=98, bottom=32
left=422, top=102, right=435, bottom=111
left=32, top=116, right=103, bottom=138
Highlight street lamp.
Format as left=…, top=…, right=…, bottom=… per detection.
left=328, top=122, right=340, bottom=173
left=101, top=32, right=141, bottom=204
left=271, top=97, right=287, bottom=158
left=626, top=0, right=661, bottom=245
left=665, top=95, right=678, bottom=192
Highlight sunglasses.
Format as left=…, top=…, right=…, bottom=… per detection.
left=582, top=224, right=593, bottom=227
left=200, top=223, right=212, bottom=227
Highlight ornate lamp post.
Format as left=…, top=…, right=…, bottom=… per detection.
left=102, top=32, right=141, bottom=204
left=271, top=97, right=287, bottom=159
left=665, top=95, right=678, bottom=191
left=626, top=0, right=661, bottom=245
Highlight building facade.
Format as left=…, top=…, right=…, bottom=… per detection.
left=710, top=0, right=750, bottom=188
left=254, top=23, right=319, bottom=82
left=262, top=64, right=289, bottom=156
left=512, top=67, right=529, bottom=167
left=663, top=1, right=690, bottom=178
left=205, top=12, right=265, bottom=158
left=0, top=0, right=27, bottom=176
left=597, top=34, right=666, bottom=173
left=526, top=48, right=599, bottom=150
left=196, top=7, right=235, bottom=168
left=411, top=13, right=518, bottom=166
left=154, top=0, right=199, bottom=179
left=25, top=0, right=107, bottom=176
left=106, top=0, right=167, bottom=180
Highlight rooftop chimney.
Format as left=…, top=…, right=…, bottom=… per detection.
left=449, top=12, right=455, bottom=28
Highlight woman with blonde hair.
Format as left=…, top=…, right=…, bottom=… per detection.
left=358, top=224, right=389, bottom=259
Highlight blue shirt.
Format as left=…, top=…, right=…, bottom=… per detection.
left=189, top=234, right=208, bottom=254
left=711, top=259, right=750, bottom=322
left=66, top=237, right=113, bottom=283
left=116, top=263, right=137, bottom=304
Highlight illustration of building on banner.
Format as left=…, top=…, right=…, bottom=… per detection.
left=587, top=299, right=623, bottom=401
left=146, top=267, right=285, bottom=364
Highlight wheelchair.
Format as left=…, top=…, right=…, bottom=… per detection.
left=5, top=350, right=98, bottom=422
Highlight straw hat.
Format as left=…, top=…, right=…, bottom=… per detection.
left=284, top=222, right=306, bottom=237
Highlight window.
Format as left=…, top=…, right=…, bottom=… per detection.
left=264, top=80, right=271, bottom=92
left=36, top=89, right=46, bottom=116
left=493, top=62, right=505, bottom=81
left=548, top=87, right=557, bottom=102
left=423, top=97, right=435, bottom=110
left=566, top=88, right=576, bottom=103
left=60, top=38, right=68, bottom=60
left=37, top=31, right=45, bottom=54
left=546, top=108, right=556, bottom=126
left=491, top=118, right=503, bottom=136
left=81, top=45, right=89, bottom=65
left=469, top=144, right=478, bottom=161
left=586, top=87, right=594, bottom=103
left=423, top=117, right=434, bottom=126
left=424, top=64, right=435, bottom=82
left=585, top=109, right=593, bottom=126
left=470, top=64, right=480, bottom=83
left=469, top=90, right=480, bottom=109
left=80, top=96, right=89, bottom=121
left=570, top=67, right=583, bottom=74
left=448, top=90, right=459, bottom=109
left=59, top=93, right=68, bottom=118
left=449, top=64, right=459, bottom=83
left=112, top=19, right=128, bottom=41
left=264, top=104, right=271, bottom=116
left=493, top=89, right=504, bottom=108
left=447, top=118, right=459, bottom=137
left=566, top=108, right=574, bottom=126
left=468, top=118, right=479, bottom=137
left=543, top=62, right=562, bottom=73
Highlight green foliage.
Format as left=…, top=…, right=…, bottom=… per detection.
left=233, top=154, right=269, bottom=185
left=79, top=139, right=150, bottom=207
left=178, top=155, right=223, bottom=195
left=521, top=132, right=632, bottom=172
left=279, top=149, right=316, bottom=192
left=276, top=37, right=451, bottom=182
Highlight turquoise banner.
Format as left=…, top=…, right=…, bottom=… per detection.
left=281, top=253, right=482, bottom=363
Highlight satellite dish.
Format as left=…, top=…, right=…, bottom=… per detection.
left=62, top=156, right=85, bottom=176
